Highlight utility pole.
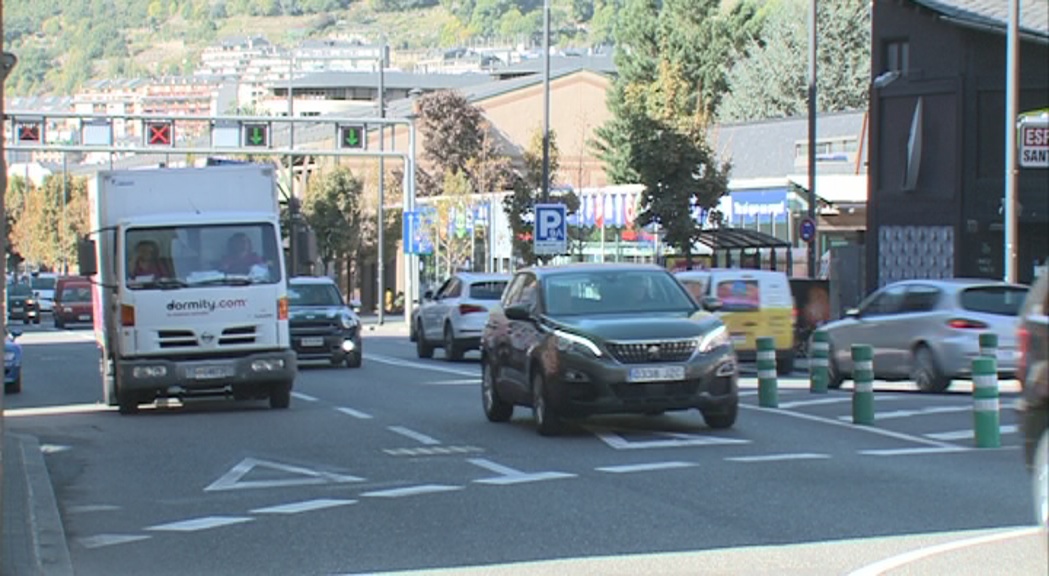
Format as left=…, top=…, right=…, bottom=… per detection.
left=1, top=7, right=18, bottom=503
left=377, top=41, right=386, bottom=324
left=1003, top=0, right=1019, bottom=283
left=806, top=0, right=818, bottom=279
left=287, top=50, right=298, bottom=277
left=541, top=0, right=551, bottom=204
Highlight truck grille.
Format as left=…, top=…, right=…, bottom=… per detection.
left=157, top=326, right=257, bottom=348
left=606, top=339, right=696, bottom=364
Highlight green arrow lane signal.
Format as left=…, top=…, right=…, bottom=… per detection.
left=242, top=123, right=269, bottom=147
left=339, top=125, right=365, bottom=149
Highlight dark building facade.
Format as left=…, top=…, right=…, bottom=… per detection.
left=869, top=0, right=1049, bottom=291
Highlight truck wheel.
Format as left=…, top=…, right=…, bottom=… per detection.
left=269, top=381, right=292, bottom=409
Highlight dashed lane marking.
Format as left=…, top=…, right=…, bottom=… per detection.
left=251, top=499, right=357, bottom=514
left=292, top=392, right=318, bottom=402
left=725, top=453, right=831, bottom=462
left=388, top=426, right=441, bottom=445
left=360, top=485, right=463, bottom=498
left=336, top=406, right=373, bottom=419
left=595, top=462, right=697, bottom=473
left=384, top=446, right=484, bottom=456
left=78, top=534, right=151, bottom=549
left=145, top=516, right=254, bottom=532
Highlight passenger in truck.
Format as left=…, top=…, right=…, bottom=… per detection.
left=220, top=232, right=265, bottom=275
left=129, top=240, right=172, bottom=279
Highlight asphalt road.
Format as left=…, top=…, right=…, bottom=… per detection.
left=3, top=321, right=1047, bottom=576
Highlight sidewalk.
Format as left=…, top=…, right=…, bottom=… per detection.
left=2, top=433, right=73, bottom=576
left=359, top=314, right=410, bottom=336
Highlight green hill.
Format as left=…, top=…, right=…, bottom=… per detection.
left=2, top=0, right=610, bottom=97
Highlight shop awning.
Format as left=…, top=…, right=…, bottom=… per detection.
left=696, top=227, right=792, bottom=250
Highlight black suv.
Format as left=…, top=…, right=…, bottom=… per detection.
left=1017, top=269, right=1048, bottom=528
left=6, top=283, right=40, bottom=325
left=288, top=277, right=362, bottom=368
left=480, top=263, right=737, bottom=436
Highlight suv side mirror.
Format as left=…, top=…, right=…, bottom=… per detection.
left=701, top=296, right=723, bottom=312
left=77, top=237, right=98, bottom=277
left=504, top=303, right=532, bottom=321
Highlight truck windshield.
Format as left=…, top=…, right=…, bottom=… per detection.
left=125, top=223, right=282, bottom=290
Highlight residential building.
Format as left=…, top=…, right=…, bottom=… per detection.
left=868, top=0, right=1049, bottom=289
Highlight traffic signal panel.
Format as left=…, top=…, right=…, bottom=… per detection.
left=145, top=121, right=174, bottom=146
left=339, top=125, right=366, bottom=149
left=242, top=123, right=270, bottom=148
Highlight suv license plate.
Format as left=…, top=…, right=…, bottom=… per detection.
left=78, top=314, right=90, bottom=321
left=301, top=337, right=325, bottom=347
left=628, top=365, right=686, bottom=383
left=192, top=365, right=235, bottom=380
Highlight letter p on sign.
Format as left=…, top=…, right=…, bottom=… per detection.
left=534, top=203, right=567, bottom=256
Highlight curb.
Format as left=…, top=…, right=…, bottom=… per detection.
left=8, top=434, right=74, bottom=576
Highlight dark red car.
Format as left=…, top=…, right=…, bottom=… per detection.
left=53, top=276, right=93, bottom=329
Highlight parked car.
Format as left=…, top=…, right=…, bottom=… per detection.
left=53, top=276, right=94, bottom=329
left=5, top=328, right=23, bottom=394
left=1016, top=269, right=1048, bottom=527
left=6, top=283, right=40, bottom=325
left=415, top=272, right=511, bottom=361
left=816, top=279, right=1028, bottom=392
left=287, top=276, right=362, bottom=368
left=29, top=272, right=58, bottom=313
left=676, top=269, right=797, bottom=374
left=480, top=263, right=737, bottom=436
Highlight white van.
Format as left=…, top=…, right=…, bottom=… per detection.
left=29, top=272, right=58, bottom=313
left=676, top=268, right=796, bottom=374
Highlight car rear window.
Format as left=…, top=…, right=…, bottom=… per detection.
left=716, top=279, right=761, bottom=312
left=469, top=281, right=507, bottom=300
left=959, top=286, right=1028, bottom=316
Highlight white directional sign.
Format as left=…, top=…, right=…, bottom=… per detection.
left=534, top=203, right=567, bottom=256
left=81, top=120, right=112, bottom=146
left=210, top=121, right=241, bottom=148
left=1019, top=114, right=1048, bottom=168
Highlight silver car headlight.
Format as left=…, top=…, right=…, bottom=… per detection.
left=696, top=325, right=730, bottom=354
left=339, top=314, right=358, bottom=330
left=554, top=330, right=603, bottom=357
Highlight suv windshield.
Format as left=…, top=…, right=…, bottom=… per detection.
left=125, top=222, right=282, bottom=289
left=30, top=276, right=56, bottom=290
left=960, top=286, right=1028, bottom=316
left=544, top=270, right=696, bottom=316
left=289, top=283, right=344, bottom=307
left=7, top=284, right=33, bottom=297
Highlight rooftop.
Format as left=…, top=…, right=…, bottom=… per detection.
left=912, top=0, right=1049, bottom=40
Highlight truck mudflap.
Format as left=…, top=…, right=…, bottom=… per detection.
left=117, top=349, right=297, bottom=396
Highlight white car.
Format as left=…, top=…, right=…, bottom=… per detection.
left=414, top=272, right=510, bottom=361
left=29, top=272, right=58, bottom=313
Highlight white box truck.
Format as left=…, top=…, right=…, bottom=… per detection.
left=78, top=164, right=299, bottom=414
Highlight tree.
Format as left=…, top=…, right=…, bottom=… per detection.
left=8, top=174, right=91, bottom=271
left=431, top=169, right=476, bottom=276
left=717, top=0, right=871, bottom=122
left=302, top=166, right=363, bottom=276
left=415, top=90, right=486, bottom=180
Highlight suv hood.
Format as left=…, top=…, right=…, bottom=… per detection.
left=290, top=306, right=352, bottom=321
left=552, top=311, right=719, bottom=341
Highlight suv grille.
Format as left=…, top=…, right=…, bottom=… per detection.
left=606, top=339, right=696, bottom=364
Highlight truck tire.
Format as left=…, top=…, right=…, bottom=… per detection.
left=269, top=381, right=292, bottom=409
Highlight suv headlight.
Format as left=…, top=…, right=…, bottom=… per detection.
left=554, top=330, right=603, bottom=357
left=697, top=325, right=730, bottom=354
left=339, top=313, right=358, bottom=330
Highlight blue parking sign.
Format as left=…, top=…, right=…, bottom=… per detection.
left=534, top=203, right=567, bottom=256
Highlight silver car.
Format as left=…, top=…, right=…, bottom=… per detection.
left=818, top=279, right=1028, bottom=392
left=415, top=272, right=511, bottom=361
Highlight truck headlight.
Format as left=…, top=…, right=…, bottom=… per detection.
left=697, top=325, right=730, bottom=354
left=251, top=359, right=285, bottom=372
left=132, top=366, right=167, bottom=378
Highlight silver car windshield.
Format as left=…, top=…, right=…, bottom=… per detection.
left=544, top=271, right=696, bottom=316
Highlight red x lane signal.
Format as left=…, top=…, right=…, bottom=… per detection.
left=16, top=123, right=41, bottom=143
left=146, top=121, right=174, bottom=146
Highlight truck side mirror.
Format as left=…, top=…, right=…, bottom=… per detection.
left=77, top=237, right=98, bottom=277
left=294, top=226, right=318, bottom=273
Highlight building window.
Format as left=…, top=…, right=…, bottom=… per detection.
left=884, top=39, right=909, bottom=75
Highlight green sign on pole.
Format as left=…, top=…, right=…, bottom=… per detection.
left=338, top=125, right=366, bottom=149
left=242, top=123, right=270, bottom=148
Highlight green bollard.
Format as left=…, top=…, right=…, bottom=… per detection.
left=809, top=330, right=829, bottom=394
left=757, top=336, right=778, bottom=408
left=979, top=332, right=998, bottom=359
left=851, top=344, right=874, bottom=425
left=972, top=357, right=1000, bottom=448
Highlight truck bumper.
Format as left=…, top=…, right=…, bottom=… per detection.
left=119, top=349, right=297, bottom=394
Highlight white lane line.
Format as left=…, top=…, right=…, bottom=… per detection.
left=740, top=404, right=959, bottom=449
left=725, top=453, right=831, bottom=462
left=836, top=405, right=971, bottom=422
left=68, top=505, right=121, bottom=514
left=78, top=534, right=151, bottom=549
left=251, top=499, right=357, bottom=514
left=592, top=430, right=750, bottom=450
left=846, top=526, right=1044, bottom=576
left=467, top=458, right=577, bottom=485
left=467, top=458, right=524, bottom=476
left=291, top=392, right=318, bottom=402
left=360, top=485, right=463, bottom=498
left=336, top=406, right=373, bottom=419
left=596, top=462, right=697, bottom=473
left=777, top=397, right=853, bottom=409
left=5, top=403, right=115, bottom=417
left=145, top=516, right=254, bottom=532
left=925, top=424, right=1019, bottom=441
left=860, top=446, right=968, bottom=456
left=40, top=444, right=72, bottom=454
left=384, top=446, right=483, bottom=456
left=427, top=379, right=482, bottom=385
left=388, top=426, right=442, bottom=446
left=364, top=353, right=479, bottom=377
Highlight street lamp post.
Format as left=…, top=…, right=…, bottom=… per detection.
left=541, top=0, right=551, bottom=204
left=377, top=41, right=387, bottom=324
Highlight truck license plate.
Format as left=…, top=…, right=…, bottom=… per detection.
left=301, top=337, right=325, bottom=347
left=78, top=314, right=90, bottom=321
left=12, top=306, right=22, bottom=312
left=628, top=365, right=686, bottom=383
left=192, top=365, right=234, bottom=380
